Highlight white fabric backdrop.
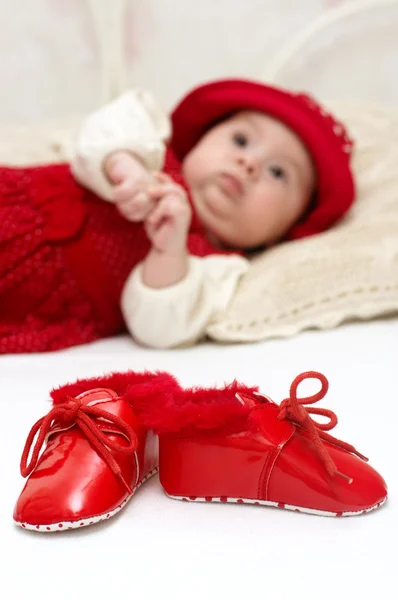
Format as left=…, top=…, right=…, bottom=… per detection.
left=0, top=0, right=397, bottom=125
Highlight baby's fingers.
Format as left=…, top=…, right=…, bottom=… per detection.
left=113, top=179, right=144, bottom=203
left=116, top=191, right=155, bottom=222
left=147, top=182, right=185, bottom=200
left=146, top=197, right=170, bottom=229
left=153, top=172, right=173, bottom=184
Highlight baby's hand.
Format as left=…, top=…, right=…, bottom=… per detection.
left=104, top=150, right=155, bottom=221
left=145, top=174, right=192, bottom=254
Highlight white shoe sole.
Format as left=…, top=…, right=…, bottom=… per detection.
left=166, top=492, right=387, bottom=517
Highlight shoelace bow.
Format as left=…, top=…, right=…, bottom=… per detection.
left=277, top=371, right=368, bottom=483
left=20, top=395, right=138, bottom=493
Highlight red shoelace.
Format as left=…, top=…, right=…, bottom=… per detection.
left=20, top=395, right=138, bottom=493
left=277, top=371, right=368, bottom=483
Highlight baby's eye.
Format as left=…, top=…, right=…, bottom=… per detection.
left=233, top=132, right=248, bottom=147
left=268, top=164, right=287, bottom=181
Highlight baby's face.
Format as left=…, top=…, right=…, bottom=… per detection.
left=182, top=110, right=316, bottom=248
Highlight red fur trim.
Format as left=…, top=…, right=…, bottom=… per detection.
left=50, top=373, right=258, bottom=437
left=50, top=371, right=179, bottom=405
left=127, top=381, right=259, bottom=436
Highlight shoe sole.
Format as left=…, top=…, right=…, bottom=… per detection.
left=166, top=493, right=387, bottom=517
left=14, top=467, right=159, bottom=532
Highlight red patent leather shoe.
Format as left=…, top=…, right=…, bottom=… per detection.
left=132, top=371, right=387, bottom=517
left=14, top=371, right=178, bottom=531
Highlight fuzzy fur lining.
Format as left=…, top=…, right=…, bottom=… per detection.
left=127, top=381, right=259, bottom=436
left=51, top=372, right=258, bottom=437
left=50, top=371, right=179, bottom=405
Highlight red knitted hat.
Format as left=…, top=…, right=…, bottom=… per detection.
left=170, top=79, right=355, bottom=240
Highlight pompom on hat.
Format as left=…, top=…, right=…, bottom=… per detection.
left=170, top=79, right=355, bottom=240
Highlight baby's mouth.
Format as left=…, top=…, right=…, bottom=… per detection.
left=217, top=173, right=243, bottom=198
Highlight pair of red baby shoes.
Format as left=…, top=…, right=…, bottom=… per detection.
left=14, top=370, right=387, bottom=531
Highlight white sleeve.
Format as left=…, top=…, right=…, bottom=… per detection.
left=70, top=89, right=171, bottom=201
left=121, top=255, right=249, bottom=348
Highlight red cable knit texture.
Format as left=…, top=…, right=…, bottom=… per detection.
left=0, top=150, right=231, bottom=354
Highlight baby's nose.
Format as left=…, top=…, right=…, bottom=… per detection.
left=237, top=153, right=261, bottom=177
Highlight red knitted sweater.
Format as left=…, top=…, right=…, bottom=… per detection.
left=0, top=150, right=229, bottom=354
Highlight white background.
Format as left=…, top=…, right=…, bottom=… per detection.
left=0, top=0, right=397, bottom=125
left=0, top=1, right=397, bottom=598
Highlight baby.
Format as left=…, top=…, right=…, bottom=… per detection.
left=0, top=79, right=355, bottom=353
